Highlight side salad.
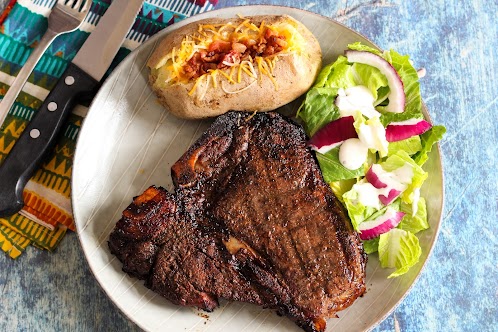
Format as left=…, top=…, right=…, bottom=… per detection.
left=297, top=42, right=445, bottom=278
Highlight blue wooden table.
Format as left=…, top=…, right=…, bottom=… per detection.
left=1, top=0, right=497, bottom=331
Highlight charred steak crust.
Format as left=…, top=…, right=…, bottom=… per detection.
left=109, top=112, right=367, bottom=332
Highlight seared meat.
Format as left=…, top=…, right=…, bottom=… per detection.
left=109, top=112, right=367, bottom=332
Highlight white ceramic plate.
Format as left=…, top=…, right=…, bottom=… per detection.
left=72, top=5, right=444, bottom=332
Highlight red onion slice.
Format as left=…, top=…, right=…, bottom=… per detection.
left=379, top=188, right=402, bottom=205
left=345, top=50, right=406, bottom=114
left=358, top=208, right=406, bottom=240
left=385, top=119, right=432, bottom=142
left=308, top=116, right=357, bottom=154
left=365, top=165, right=388, bottom=189
left=366, top=164, right=404, bottom=205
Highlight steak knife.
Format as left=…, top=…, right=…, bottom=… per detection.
left=0, top=0, right=144, bottom=217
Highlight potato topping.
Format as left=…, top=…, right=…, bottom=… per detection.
left=154, top=17, right=307, bottom=90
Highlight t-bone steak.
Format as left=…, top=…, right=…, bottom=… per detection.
left=108, top=111, right=367, bottom=332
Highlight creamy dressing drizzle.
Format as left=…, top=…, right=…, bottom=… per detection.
left=373, top=163, right=414, bottom=191
left=335, top=86, right=381, bottom=119
left=339, top=138, right=368, bottom=170
left=334, top=85, right=389, bottom=170
left=354, top=163, right=414, bottom=209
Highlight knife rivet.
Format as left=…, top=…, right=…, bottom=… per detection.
left=48, top=102, right=58, bottom=112
left=65, top=75, right=75, bottom=86
left=30, top=129, right=40, bottom=139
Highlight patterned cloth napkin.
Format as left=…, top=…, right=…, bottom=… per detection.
left=0, top=0, right=218, bottom=258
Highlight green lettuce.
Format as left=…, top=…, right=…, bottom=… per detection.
left=381, top=150, right=428, bottom=203
left=387, top=135, right=422, bottom=156
left=297, top=51, right=390, bottom=136
left=342, top=180, right=400, bottom=230
left=378, top=228, right=422, bottom=278
left=354, top=114, right=389, bottom=158
left=342, top=150, right=427, bottom=230
left=362, top=238, right=379, bottom=254
left=296, top=42, right=446, bottom=278
left=298, top=87, right=341, bottom=136
left=329, top=178, right=357, bottom=204
left=347, top=42, right=383, bottom=56
left=351, top=62, right=389, bottom=99
left=375, top=86, right=390, bottom=106
left=398, top=198, right=429, bottom=234
left=343, top=181, right=378, bottom=230
left=315, top=147, right=365, bottom=182
left=414, top=125, right=446, bottom=166
left=297, top=56, right=354, bottom=136
left=319, top=56, right=357, bottom=89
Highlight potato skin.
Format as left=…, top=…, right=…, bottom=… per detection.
left=147, top=15, right=322, bottom=119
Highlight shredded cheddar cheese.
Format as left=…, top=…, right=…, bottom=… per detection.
left=153, top=17, right=307, bottom=98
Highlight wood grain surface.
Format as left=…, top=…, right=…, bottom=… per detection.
left=1, top=0, right=497, bottom=331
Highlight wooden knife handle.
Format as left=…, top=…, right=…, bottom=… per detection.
left=0, top=63, right=98, bottom=217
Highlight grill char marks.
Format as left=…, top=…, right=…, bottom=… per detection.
left=109, top=112, right=366, bottom=332
left=110, top=186, right=276, bottom=311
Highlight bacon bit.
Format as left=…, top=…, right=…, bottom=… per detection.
left=219, top=51, right=241, bottom=67
left=264, top=27, right=276, bottom=39
left=264, top=45, right=275, bottom=56
left=202, top=62, right=217, bottom=73
left=182, top=26, right=288, bottom=81
left=201, top=51, right=222, bottom=63
left=208, top=40, right=231, bottom=53
left=274, top=37, right=288, bottom=48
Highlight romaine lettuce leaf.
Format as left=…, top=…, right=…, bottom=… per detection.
left=375, top=86, right=390, bottom=106
left=414, top=125, right=446, bottom=166
left=362, top=237, right=379, bottom=254
left=297, top=87, right=341, bottom=136
left=343, top=181, right=379, bottom=230
left=387, top=135, right=422, bottom=156
left=398, top=198, right=429, bottom=234
left=378, top=228, right=422, bottom=278
left=329, top=178, right=357, bottom=204
left=298, top=51, right=389, bottom=136
left=297, top=57, right=355, bottom=136
left=313, top=55, right=356, bottom=88
left=315, top=147, right=365, bottom=182
left=381, top=150, right=428, bottom=203
left=347, top=42, right=383, bottom=56
left=322, top=56, right=357, bottom=89
left=351, top=63, right=389, bottom=99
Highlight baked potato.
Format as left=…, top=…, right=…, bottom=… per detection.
left=147, top=15, right=322, bottom=119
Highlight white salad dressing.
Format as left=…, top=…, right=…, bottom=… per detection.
left=371, top=163, right=414, bottom=191
left=334, top=85, right=390, bottom=169
left=335, top=86, right=381, bottom=119
left=339, top=138, right=368, bottom=170
left=357, top=206, right=398, bottom=231
left=353, top=163, right=415, bottom=209
left=354, top=182, right=382, bottom=209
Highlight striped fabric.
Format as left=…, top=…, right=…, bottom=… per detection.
left=0, top=0, right=217, bottom=258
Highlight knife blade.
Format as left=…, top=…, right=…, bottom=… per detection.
left=0, top=0, right=144, bottom=217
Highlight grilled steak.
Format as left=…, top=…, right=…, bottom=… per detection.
left=109, top=112, right=367, bottom=331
